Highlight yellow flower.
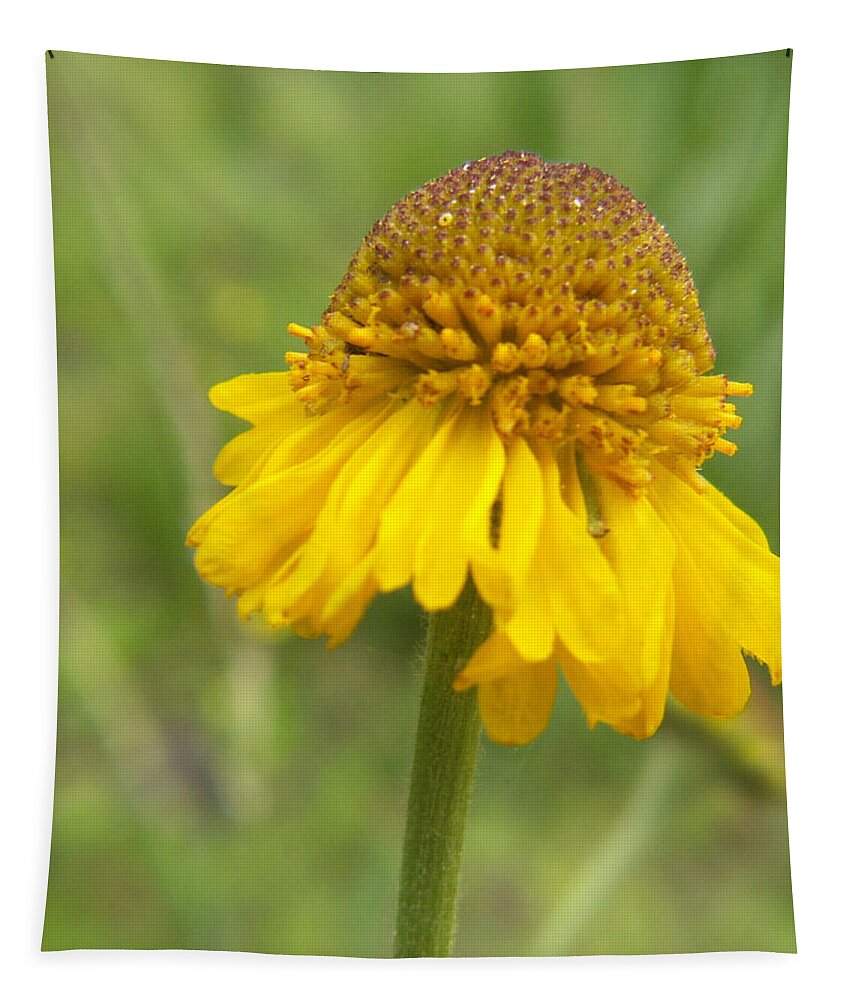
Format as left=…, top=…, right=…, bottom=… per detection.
left=188, top=152, right=781, bottom=746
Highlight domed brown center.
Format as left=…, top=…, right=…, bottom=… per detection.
left=286, top=152, right=749, bottom=495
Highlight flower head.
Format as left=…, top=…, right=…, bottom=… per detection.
left=188, top=152, right=780, bottom=745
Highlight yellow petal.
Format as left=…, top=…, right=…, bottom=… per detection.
left=328, top=399, right=441, bottom=577
left=502, top=567, right=557, bottom=662
left=191, top=400, right=392, bottom=595
left=609, top=585, right=676, bottom=739
left=374, top=403, right=461, bottom=593
left=471, top=435, right=544, bottom=614
left=650, top=462, right=781, bottom=683
left=454, top=631, right=532, bottom=691
left=321, top=556, right=379, bottom=648
left=262, top=398, right=435, bottom=630
left=557, top=477, right=676, bottom=734
left=209, top=373, right=301, bottom=423
left=596, top=476, right=676, bottom=690
left=668, top=599, right=752, bottom=718
left=413, top=406, right=505, bottom=610
left=193, top=399, right=374, bottom=543
left=213, top=421, right=290, bottom=486
left=495, top=444, right=627, bottom=665
left=536, top=445, right=626, bottom=663
left=655, top=488, right=754, bottom=717
left=249, top=398, right=378, bottom=484
left=701, top=477, right=772, bottom=548
left=376, top=403, right=506, bottom=611
left=208, top=353, right=388, bottom=492
left=477, top=659, right=558, bottom=746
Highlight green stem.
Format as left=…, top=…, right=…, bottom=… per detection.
left=394, top=578, right=492, bottom=958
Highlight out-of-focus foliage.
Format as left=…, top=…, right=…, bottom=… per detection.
left=43, top=50, right=793, bottom=956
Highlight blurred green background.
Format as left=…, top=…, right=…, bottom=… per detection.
left=43, top=50, right=793, bottom=956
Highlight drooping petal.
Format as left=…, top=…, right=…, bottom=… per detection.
left=501, top=568, right=556, bottom=663
left=213, top=419, right=297, bottom=486
left=670, top=608, right=751, bottom=719
left=667, top=587, right=753, bottom=718
left=477, top=659, right=558, bottom=746
left=596, top=475, right=676, bottom=690
left=413, top=406, right=506, bottom=610
left=373, top=403, right=461, bottom=594
left=549, top=460, right=676, bottom=733
left=319, top=555, right=379, bottom=648
left=653, top=488, right=754, bottom=717
left=650, top=462, right=781, bottom=681
left=610, top=584, right=676, bottom=739
left=189, top=399, right=393, bottom=596
left=701, top=477, right=773, bottom=548
left=558, top=638, right=641, bottom=733
left=453, top=631, right=532, bottom=691
left=323, top=399, right=442, bottom=582
left=470, top=435, right=544, bottom=615
left=191, top=398, right=375, bottom=546
left=490, top=444, right=629, bottom=666
left=540, top=448, right=625, bottom=664
left=209, top=372, right=302, bottom=423
left=202, top=375, right=325, bottom=490
left=375, top=403, right=506, bottom=611
left=261, top=397, right=439, bottom=636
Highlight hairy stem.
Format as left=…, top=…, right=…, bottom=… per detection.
left=394, top=578, right=492, bottom=958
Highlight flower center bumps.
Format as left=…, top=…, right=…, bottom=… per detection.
left=188, top=152, right=780, bottom=746
left=287, top=152, right=750, bottom=496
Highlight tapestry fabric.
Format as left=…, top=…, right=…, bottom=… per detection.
left=43, top=49, right=794, bottom=956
